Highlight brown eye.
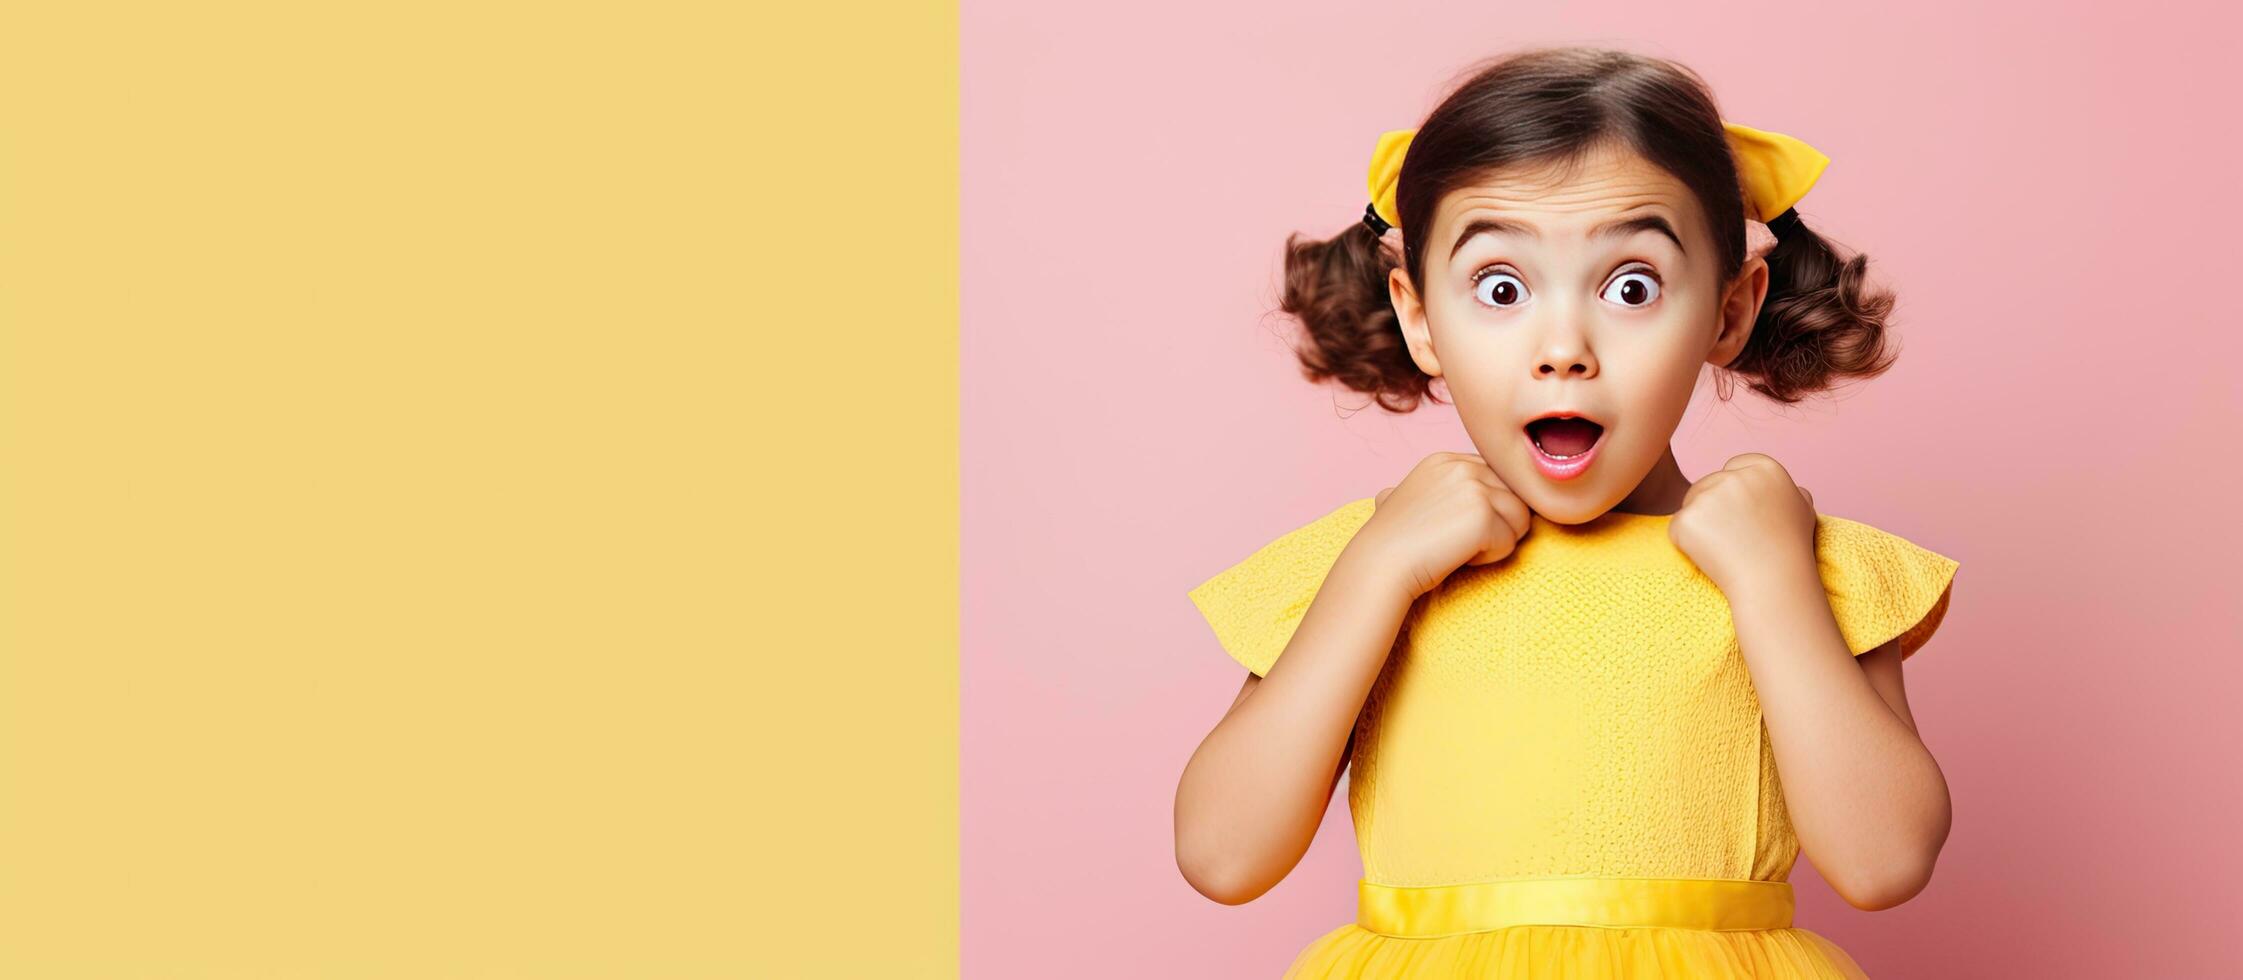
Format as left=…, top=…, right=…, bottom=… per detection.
left=1473, top=270, right=1527, bottom=308
left=1601, top=271, right=1660, bottom=307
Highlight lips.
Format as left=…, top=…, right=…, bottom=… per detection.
left=1524, top=412, right=1606, bottom=481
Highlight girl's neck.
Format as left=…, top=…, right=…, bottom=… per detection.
left=1609, top=445, right=1691, bottom=516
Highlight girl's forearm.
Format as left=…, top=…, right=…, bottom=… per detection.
left=1175, top=538, right=1418, bottom=905
left=1721, top=553, right=1952, bottom=910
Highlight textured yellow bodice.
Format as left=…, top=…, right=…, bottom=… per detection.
left=1188, top=497, right=1958, bottom=890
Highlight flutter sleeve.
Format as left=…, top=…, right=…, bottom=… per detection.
left=1812, top=514, right=1961, bottom=661
left=1186, top=496, right=1380, bottom=677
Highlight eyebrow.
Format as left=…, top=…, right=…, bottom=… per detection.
left=1448, top=213, right=1686, bottom=261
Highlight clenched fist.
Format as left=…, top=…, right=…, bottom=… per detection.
left=1358, top=452, right=1534, bottom=600
left=1668, top=452, right=1818, bottom=594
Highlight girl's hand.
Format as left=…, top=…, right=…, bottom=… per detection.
left=1359, top=452, right=1533, bottom=600
left=1669, top=452, right=1819, bottom=594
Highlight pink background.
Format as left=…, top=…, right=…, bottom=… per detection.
left=965, top=2, right=2240, bottom=977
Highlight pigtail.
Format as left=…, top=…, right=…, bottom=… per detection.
left=1721, top=218, right=1900, bottom=404
left=1279, top=221, right=1441, bottom=413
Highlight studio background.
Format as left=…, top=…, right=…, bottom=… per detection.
left=964, top=2, right=2239, bottom=977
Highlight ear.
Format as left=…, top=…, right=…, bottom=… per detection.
left=1710, top=255, right=1770, bottom=368
left=1389, top=264, right=1442, bottom=378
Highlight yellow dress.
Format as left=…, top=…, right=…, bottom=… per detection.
left=1187, top=497, right=1959, bottom=979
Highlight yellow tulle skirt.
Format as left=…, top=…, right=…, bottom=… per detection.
left=1280, top=875, right=1872, bottom=979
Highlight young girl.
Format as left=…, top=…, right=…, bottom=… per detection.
left=1173, top=47, right=1958, bottom=979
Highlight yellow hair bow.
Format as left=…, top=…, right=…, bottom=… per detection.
left=1363, top=121, right=1829, bottom=237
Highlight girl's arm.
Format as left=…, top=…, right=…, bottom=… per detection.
left=1725, top=559, right=1953, bottom=911
left=1173, top=537, right=1415, bottom=906
left=1220, top=670, right=1361, bottom=852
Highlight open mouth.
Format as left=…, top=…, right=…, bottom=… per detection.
left=1524, top=413, right=1606, bottom=480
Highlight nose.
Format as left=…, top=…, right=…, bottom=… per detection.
left=1534, top=320, right=1598, bottom=379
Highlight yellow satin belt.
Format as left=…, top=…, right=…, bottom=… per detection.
left=1358, top=875, right=1795, bottom=938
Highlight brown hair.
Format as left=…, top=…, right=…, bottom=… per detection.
left=1280, top=46, right=1897, bottom=411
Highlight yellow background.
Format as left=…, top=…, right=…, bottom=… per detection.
left=0, top=3, right=956, bottom=976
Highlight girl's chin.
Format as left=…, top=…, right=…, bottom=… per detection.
left=1526, top=504, right=1604, bottom=526
left=1511, top=480, right=1621, bottom=526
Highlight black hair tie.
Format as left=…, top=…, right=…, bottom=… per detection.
left=1764, top=207, right=1803, bottom=242
left=1361, top=202, right=1393, bottom=237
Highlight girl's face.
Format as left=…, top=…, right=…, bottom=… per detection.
left=1389, top=140, right=1768, bottom=523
